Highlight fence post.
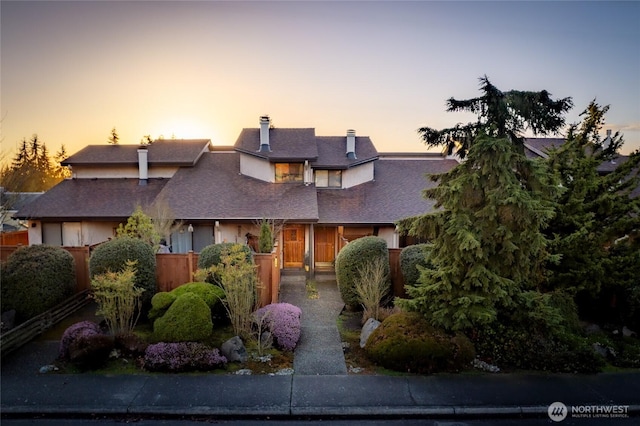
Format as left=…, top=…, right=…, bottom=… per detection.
left=187, top=250, right=195, bottom=282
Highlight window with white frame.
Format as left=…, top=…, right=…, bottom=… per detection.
left=315, top=170, right=342, bottom=188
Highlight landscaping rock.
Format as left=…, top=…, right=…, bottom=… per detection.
left=221, top=336, right=248, bottom=363
left=623, top=326, right=636, bottom=337
left=360, top=318, right=381, bottom=348
left=584, top=323, right=602, bottom=335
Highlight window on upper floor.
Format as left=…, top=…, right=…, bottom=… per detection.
left=275, top=163, right=304, bottom=183
left=315, top=169, right=342, bottom=188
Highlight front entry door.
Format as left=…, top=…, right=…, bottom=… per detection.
left=283, top=225, right=305, bottom=268
left=314, top=226, right=336, bottom=268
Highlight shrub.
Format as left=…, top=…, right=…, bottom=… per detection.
left=471, top=290, right=604, bottom=373
left=115, top=205, right=161, bottom=250
left=365, top=312, right=475, bottom=374
left=258, top=218, right=273, bottom=253
left=89, top=237, right=156, bottom=309
left=1, top=245, right=76, bottom=321
left=144, top=342, right=227, bottom=372
left=335, top=236, right=389, bottom=308
left=354, top=257, right=391, bottom=323
left=68, top=333, right=115, bottom=370
left=153, top=292, right=212, bottom=342
left=91, top=261, right=144, bottom=335
left=197, top=243, right=253, bottom=284
left=148, top=292, right=178, bottom=321
left=473, top=321, right=604, bottom=373
left=254, top=303, right=302, bottom=351
left=148, top=282, right=226, bottom=322
left=59, top=321, right=103, bottom=360
left=208, top=244, right=258, bottom=338
left=399, top=244, right=433, bottom=287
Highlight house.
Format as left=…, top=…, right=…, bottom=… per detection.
left=16, top=116, right=458, bottom=272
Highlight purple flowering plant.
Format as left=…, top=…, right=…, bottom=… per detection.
left=254, top=303, right=301, bottom=351
left=144, top=342, right=227, bottom=372
left=59, top=321, right=103, bottom=360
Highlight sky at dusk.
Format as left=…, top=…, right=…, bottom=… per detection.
left=1, top=1, right=639, bottom=160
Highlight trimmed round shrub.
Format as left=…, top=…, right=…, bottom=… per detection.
left=1, top=245, right=76, bottom=321
left=335, top=236, right=390, bottom=308
left=144, top=342, right=227, bottom=372
left=399, top=244, right=434, bottom=286
left=89, top=237, right=156, bottom=308
left=254, top=303, right=302, bottom=351
left=153, top=292, right=212, bottom=342
left=365, top=312, right=475, bottom=374
left=148, top=282, right=225, bottom=322
left=148, top=292, right=177, bottom=321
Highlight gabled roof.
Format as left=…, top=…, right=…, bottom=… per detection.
left=62, top=139, right=210, bottom=167
left=314, top=136, right=378, bottom=169
left=317, top=159, right=458, bottom=224
left=234, top=128, right=318, bottom=162
left=15, top=178, right=167, bottom=220
left=156, top=152, right=319, bottom=221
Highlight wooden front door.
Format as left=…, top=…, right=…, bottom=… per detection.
left=283, top=225, right=305, bottom=268
left=314, top=226, right=336, bottom=268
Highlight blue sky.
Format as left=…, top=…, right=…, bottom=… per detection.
left=1, top=1, right=639, bottom=158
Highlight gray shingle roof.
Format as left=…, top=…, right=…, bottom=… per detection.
left=62, top=139, right=210, bottom=166
left=314, top=136, right=378, bottom=169
left=15, top=178, right=168, bottom=220
left=234, top=128, right=318, bottom=161
left=317, top=159, right=458, bottom=224
left=156, top=152, right=319, bottom=221
left=523, top=138, right=564, bottom=159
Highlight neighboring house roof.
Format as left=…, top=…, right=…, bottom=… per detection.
left=523, top=137, right=564, bottom=159
left=317, top=159, right=458, bottom=224
left=234, top=128, right=319, bottom=162
left=156, top=152, right=319, bottom=222
left=314, top=136, right=378, bottom=169
left=1, top=191, right=43, bottom=211
left=15, top=178, right=167, bottom=220
left=62, top=139, right=210, bottom=167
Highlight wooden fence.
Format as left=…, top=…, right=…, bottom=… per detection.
left=0, top=290, right=91, bottom=357
left=1, top=244, right=403, bottom=301
left=0, top=230, right=28, bottom=246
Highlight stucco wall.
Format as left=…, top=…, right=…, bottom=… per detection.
left=239, top=153, right=274, bottom=182
left=342, top=162, right=374, bottom=188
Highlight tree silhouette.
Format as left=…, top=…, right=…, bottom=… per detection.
left=419, top=76, right=573, bottom=158
left=108, top=127, right=120, bottom=145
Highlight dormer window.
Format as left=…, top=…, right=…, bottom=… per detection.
left=315, top=170, right=342, bottom=188
left=275, top=163, right=304, bottom=183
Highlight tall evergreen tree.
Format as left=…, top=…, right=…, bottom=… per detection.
left=419, top=76, right=573, bottom=158
left=108, top=127, right=120, bottom=145
left=1, top=135, right=68, bottom=192
left=544, top=101, right=640, bottom=323
left=397, top=134, right=558, bottom=330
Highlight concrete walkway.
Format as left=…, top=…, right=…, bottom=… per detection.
left=278, top=273, right=348, bottom=375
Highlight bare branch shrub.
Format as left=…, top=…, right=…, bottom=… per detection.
left=354, top=257, right=390, bottom=324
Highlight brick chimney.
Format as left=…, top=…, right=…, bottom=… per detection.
left=346, top=129, right=356, bottom=159
left=259, top=115, right=271, bottom=152
left=138, top=147, right=148, bottom=185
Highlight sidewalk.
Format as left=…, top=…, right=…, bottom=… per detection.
left=2, top=361, right=639, bottom=419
